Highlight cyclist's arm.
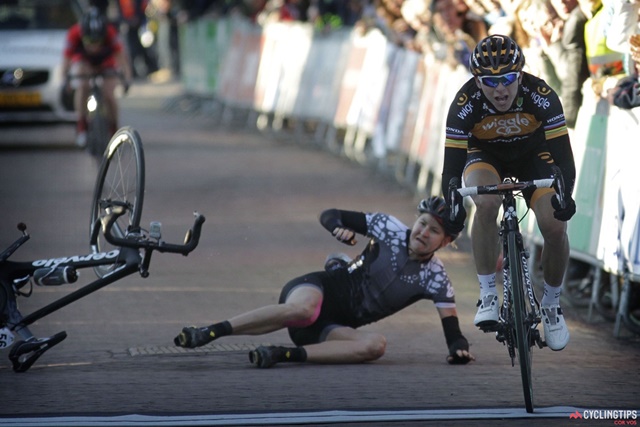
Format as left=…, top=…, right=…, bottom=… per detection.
left=319, top=209, right=367, bottom=235
left=547, top=132, right=576, bottom=197
left=441, top=146, right=467, bottom=198
left=115, top=49, right=133, bottom=83
left=437, top=307, right=474, bottom=364
left=441, top=95, right=471, bottom=197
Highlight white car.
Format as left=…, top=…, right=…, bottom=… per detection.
left=0, top=0, right=83, bottom=123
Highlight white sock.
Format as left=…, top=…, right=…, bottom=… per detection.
left=478, top=273, right=497, bottom=297
left=541, top=282, right=562, bottom=307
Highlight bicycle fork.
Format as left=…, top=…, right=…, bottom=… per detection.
left=496, top=231, right=545, bottom=364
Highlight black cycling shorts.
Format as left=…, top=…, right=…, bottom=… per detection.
left=463, top=145, right=556, bottom=207
left=278, top=271, right=350, bottom=346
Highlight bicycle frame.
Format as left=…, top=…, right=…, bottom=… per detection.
left=1, top=244, right=139, bottom=334
left=1, top=206, right=204, bottom=343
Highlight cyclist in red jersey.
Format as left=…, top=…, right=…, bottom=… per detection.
left=441, top=35, right=576, bottom=351
left=62, top=7, right=132, bottom=147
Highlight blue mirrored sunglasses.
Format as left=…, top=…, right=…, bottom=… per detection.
left=478, top=72, right=520, bottom=88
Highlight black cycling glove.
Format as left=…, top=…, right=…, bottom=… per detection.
left=445, top=178, right=467, bottom=235
left=551, top=194, right=576, bottom=221
left=447, top=337, right=472, bottom=365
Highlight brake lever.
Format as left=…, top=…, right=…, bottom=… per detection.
left=448, top=177, right=461, bottom=221
left=551, top=165, right=566, bottom=209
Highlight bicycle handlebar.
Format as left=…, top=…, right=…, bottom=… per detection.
left=456, top=178, right=555, bottom=198
left=101, top=206, right=205, bottom=256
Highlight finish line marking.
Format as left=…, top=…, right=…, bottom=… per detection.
left=0, top=406, right=584, bottom=426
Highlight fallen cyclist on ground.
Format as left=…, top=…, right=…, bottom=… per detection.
left=175, top=197, right=474, bottom=368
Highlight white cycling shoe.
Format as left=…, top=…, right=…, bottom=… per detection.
left=542, top=304, right=570, bottom=351
left=474, top=294, right=499, bottom=327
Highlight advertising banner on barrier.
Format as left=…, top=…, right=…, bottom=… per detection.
left=217, top=21, right=262, bottom=107
left=293, top=29, right=350, bottom=122
left=566, top=94, right=609, bottom=261
left=334, top=32, right=367, bottom=128
left=597, top=106, right=640, bottom=275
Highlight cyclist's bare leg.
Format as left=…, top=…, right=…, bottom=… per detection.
left=531, top=191, right=570, bottom=287
left=72, top=61, right=92, bottom=129
left=531, top=190, right=570, bottom=350
left=175, top=284, right=323, bottom=348
left=464, top=167, right=502, bottom=275
left=229, top=285, right=323, bottom=335
left=303, top=326, right=386, bottom=364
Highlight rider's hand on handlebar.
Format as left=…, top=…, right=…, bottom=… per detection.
left=332, top=227, right=357, bottom=246
left=446, top=178, right=467, bottom=234
left=551, top=194, right=576, bottom=221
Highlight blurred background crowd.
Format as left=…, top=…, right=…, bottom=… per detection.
left=93, top=0, right=640, bottom=120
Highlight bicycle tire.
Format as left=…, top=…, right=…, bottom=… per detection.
left=507, top=231, right=535, bottom=413
left=87, top=103, right=110, bottom=159
left=90, top=127, right=145, bottom=278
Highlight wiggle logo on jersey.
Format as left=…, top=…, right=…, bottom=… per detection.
left=531, top=86, right=551, bottom=109
left=473, top=113, right=540, bottom=139
left=457, top=102, right=473, bottom=120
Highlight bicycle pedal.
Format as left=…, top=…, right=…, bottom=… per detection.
left=479, top=323, right=499, bottom=333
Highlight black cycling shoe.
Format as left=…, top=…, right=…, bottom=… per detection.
left=249, top=345, right=280, bottom=368
left=9, top=331, right=67, bottom=373
left=174, top=326, right=213, bottom=348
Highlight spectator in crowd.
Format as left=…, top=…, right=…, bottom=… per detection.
left=546, top=0, right=590, bottom=128
left=430, top=0, right=485, bottom=66
left=604, top=0, right=640, bottom=76
left=582, top=0, right=625, bottom=97
left=150, top=0, right=181, bottom=81
left=511, top=0, right=563, bottom=92
left=118, top=0, right=158, bottom=78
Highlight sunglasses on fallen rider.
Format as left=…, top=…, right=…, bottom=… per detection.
left=478, top=72, right=520, bottom=88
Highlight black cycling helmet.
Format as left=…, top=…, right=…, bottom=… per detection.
left=469, top=34, right=525, bottom=76
left=417, top=196, right=459, bottom=240
left=80, top=7, right=107, bottom=43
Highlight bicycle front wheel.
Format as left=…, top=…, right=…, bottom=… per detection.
left=90, top=127, right=145, bottom=278
left=87, top=96, right=111, bottom=159
left=507, top=231, right=535, bottom=413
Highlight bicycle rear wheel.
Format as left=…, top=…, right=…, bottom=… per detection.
left=508, top=232, right=535, bottom=413
left=90, top=127, right=145, bottom=278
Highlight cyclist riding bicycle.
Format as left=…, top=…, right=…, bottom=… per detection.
left=175, top=197, right=475, bottom=368
left=62, top=7, right=133, bottom=147
left=441, top=34, right=577, bottom=351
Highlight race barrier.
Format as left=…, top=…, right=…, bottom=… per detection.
left=178, top=16, right=640, bottom=314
